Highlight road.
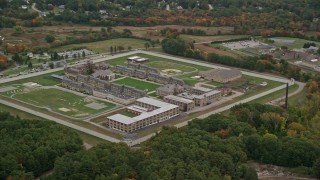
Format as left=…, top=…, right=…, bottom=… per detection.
left=0, top=50, right=300, bottom=146
left=31, top=3, right=41, bottom=13
left=267, top=81, right=306, bottom=105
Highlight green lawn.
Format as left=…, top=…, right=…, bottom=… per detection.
left=180, top=34, right=249, bottom=43
left=266, top=37, right=320, bottom=49
left=53, top=38, right=148, bottom=53
left=112, top=77, right=159, bottom=92
left=109, top=53, right=211, bottom=71
left=147, top=61, right=197, bottom=73
left=13, top=88, right=117, bottom=118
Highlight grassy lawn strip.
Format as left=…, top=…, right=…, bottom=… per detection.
left=112, top=77, right=159, bottom=92
left=13, top=88, right=117, bottom=118
left=53, top=38, right=147, bottom=53
left=249, top=84, right=299, bottom=104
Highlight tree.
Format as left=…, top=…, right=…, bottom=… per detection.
left=117, top=46, right=124, bottom=52
left=0, top=54, right=8, bottom=69
left=12, top=53, right=22, bottom=65
left=53, top=52, right=59, bottom=60
left=28, top=62, right=32, bottom=68
left=313, top=158, right=320, bottom=178
left=82, top=51, right=85, bottom=58
left=110, top=46, right=113, bottom=55
left=107, top=26, right=112, bottom=33
left=128, top=46, right=132, bottom=51
left=144, top=42, right=150, bottom=50
left=45, top=35, right=55, bottom=43
left=150, top=41, right=156, bottom=48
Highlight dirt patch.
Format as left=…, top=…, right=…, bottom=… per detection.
left=59, top=107, right=71, bottom=112
left=162, top=69, right=182, bottom=75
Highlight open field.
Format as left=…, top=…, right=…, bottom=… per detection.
left=13, top=88, right=117, bottom=118
left=112, top=77, right=159, bottom=92
left=147, top=61, right=196, bottom=73
left=109, top=53, right=211, bottom=72
left=265, top=37, right=320, bottom=49
left=0, top=25, right=234, bottom=52
left=180, top=34, right=248, bottom=43
left=53, top=38, right=148, bottom=53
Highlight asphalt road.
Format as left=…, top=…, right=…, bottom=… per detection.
left=0, top=50, right=300, bottom=146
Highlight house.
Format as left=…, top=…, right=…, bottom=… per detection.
left=199, top=69, right=242, bottom=83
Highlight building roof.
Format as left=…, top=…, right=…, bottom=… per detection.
left=92, top=70, right=113, bottom=78
left=216, top=69, right=242, bottom=80
left=164, top=95, right=194, bottom=104
left=108, top=114, right=135, bottom=124
left=192, top=86, right=212, bottom=92
left=107, top=98, right=179, bottom=125
left=136, top=97, right=171, bottom=108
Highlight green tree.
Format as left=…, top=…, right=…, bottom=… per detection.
left=144, top=42, right=150, bottom=50
left=110, top=46, right=113, bottom=55
left=28, top=61, right=32, bottom=68
left=313, top=158, right=320, bottom=178
left=117, top=46, right=124, bottom=52
left=45, top=35, right=55, bottom=43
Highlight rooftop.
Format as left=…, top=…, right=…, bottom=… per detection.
left=192, top=86, right=212, bottom=92
left=164, top=95, right=194, bottom=104
left=136, top=97, right=171, bottom=108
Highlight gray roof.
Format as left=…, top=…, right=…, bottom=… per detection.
left=218, top=69, right=242, bottom=79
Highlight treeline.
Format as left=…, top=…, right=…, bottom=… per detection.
left=0, top=112, right=83, bottom=179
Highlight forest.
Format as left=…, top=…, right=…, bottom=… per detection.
left=0, top=112, right=83, bottom=179
left=1, top=78, right=320, bottom=179
left=1, top=0, right=320, bottom=33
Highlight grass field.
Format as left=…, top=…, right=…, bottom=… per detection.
left=112, top=77, right=159, bottom=92
left=109, top=53, right=211, bottom=72
left=265, top=37, right=320, bottom=49
left=180, top=34, right=249, bottom=43
left=147, top=61, right=196, bottom=72
left=53, top=38, right=147, bottom=53
left=13, top=88, right=117, bottom=118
